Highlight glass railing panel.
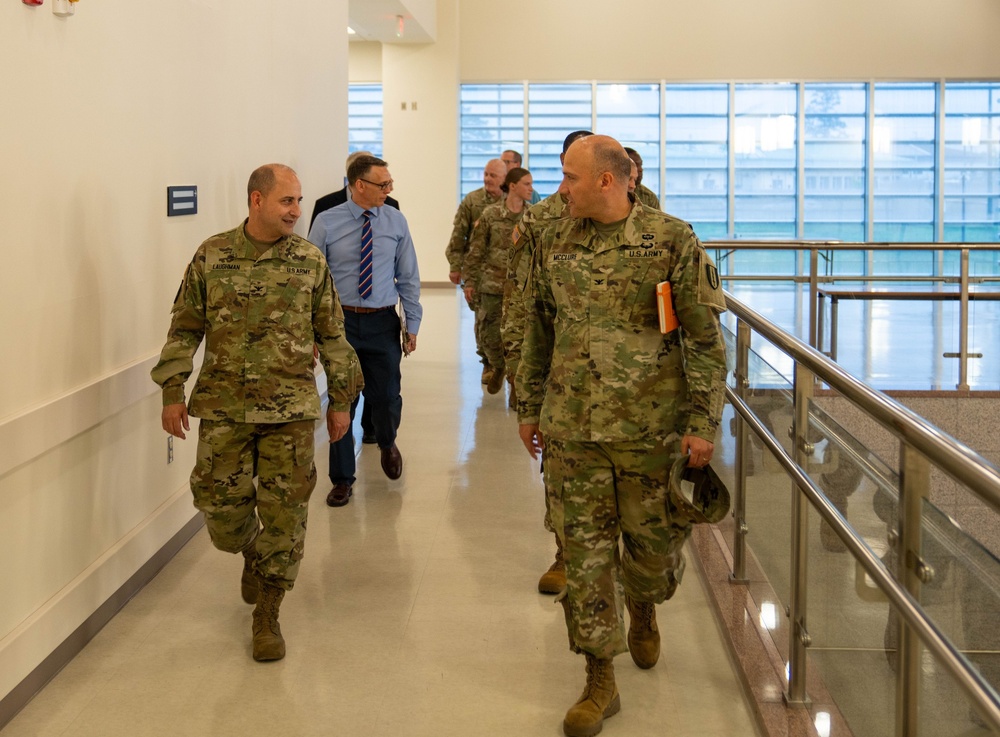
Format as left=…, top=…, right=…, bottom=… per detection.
left=917, top=497, right=1000, bottom=708
left=806, top=497, right=898, bottom=737
left=721, top=323, right=796, bottom=611
left=918, top=657, right=996, bottom=736
left=799, top=397, right=901, bottom=736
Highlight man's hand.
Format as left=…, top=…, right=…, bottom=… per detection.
left=681, top=435, right=714, bottom=468
left=449, top=271, right=462, bottom=285
left=327, top=408, right=351, bottom=443
left=405, top=333, right=417, bottom=354
left=463, top=285, right=475, bottom=302
left=162, top=403, right=190, bottom=440
left=519, top=423, right=545, bottom=460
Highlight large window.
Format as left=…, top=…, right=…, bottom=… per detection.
left=596, top=84, right=660, bottom=203
left=457, top=81, right=1000, bottom=265
left=943, top=82, right=1000, bottom=245
left=459, top=84, right=525, bottom=198
left=804, top=83, right=867, bottom=243
left=348, top=84, right=383, bottom=157
left=734, top=84, right=798, bottom=240
left=527, top=84, right=593, bottom=198
left=664, top=84, right=729, bottom=239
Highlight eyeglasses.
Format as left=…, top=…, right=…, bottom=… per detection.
left=359, top=178, right=394, bottom=192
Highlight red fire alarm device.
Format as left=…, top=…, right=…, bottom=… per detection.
left=23, top=0, right=44, bottom=6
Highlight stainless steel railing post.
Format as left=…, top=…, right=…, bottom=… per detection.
left=786, top=361, right=813, bottom=705
left=895, top=442, right=930, bottom=737
left=731, top=319, right=751, bottom=584
left=808, top=248, right=819, bottom=350
left=958, top=248, right=970, bottom=391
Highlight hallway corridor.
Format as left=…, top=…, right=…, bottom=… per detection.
left=1, top=290, right=758, bottom=737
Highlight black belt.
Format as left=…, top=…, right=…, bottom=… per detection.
left=342, top=304, right=394, bottom=314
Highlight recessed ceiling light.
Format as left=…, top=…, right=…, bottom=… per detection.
left=347, top=26, right=356, bottom=35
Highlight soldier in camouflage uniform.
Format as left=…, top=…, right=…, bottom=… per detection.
left=515, top=137, right=727, bottom=737
left=446, top=158, right=507, bottom=383
left=624, top=147, right=661, bottom=211
left=151, top=164, right=363, bottom=663
left=462, top=167, right=533, bottom=395
left=503, top=131, right=591, bottom=594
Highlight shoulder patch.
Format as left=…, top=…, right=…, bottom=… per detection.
left=705, top=263, right=720, bottom=290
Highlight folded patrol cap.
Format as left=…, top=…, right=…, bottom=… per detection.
left=668, top=456, right=731, bottom=525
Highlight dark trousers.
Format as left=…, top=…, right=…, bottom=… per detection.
left=329, top=309, right=403, bottom=485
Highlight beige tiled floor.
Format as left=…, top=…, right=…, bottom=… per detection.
left=1, top=291, right=758, bottom=737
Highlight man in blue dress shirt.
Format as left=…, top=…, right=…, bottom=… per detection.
left=308, top=155, right=423, bottom=507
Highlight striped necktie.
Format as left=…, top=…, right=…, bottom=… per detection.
left=359, top=210, right=373, bottom=300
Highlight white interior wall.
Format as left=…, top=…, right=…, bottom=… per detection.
left=349, top=41, right=383, bottom=82
left=459, top=0, right=1000, bottom=80
left=381, top=0, right=460, bottom=286
left=0, top=0, right=348, bottom=705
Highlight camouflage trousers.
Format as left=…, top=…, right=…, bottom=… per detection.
left=467, top=291, right=487, bottom=366
left=191, top=419, right=317, bottom=591
left=475, top=293, right=505, bottom=374
left=544, top=437, right=691, bottom=659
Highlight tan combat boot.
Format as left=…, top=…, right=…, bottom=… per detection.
left=538, top=534, right=566, bottom=594
left=563, top=653, right=620, bottom=737
left=240, top=546, right=258, bottom=605
left=487, top=363, right=506, bottom=394
left=626, top=594, right=660, bottom=669
left=252, top=580, right=286, bottom=662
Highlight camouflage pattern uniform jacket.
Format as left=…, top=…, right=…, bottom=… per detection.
left=502, top=192, right=569, bottom=379
left=516, top=201, right=727, bottom=443
left=151, top=221, right=363, bottom=421
left=462, top=199, right=525, bottom=296
left=445, top=187, right=502, bottom=274
left=634, top=183, right=660, bottom=211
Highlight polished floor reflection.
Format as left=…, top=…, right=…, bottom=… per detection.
left=1, top=290, right=757, bottom=737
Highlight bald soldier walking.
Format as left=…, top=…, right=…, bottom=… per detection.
left=446, top=158, right=508, bottom=384
left=152, top=164, right=362, bottom=662
left=515, top=137, right=727, bottom=736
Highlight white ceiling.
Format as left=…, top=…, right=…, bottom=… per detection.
left=349, top=0, right=434, bottom=44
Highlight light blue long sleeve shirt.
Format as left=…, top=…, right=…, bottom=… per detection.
left=308, top=198, right=423, bottom=335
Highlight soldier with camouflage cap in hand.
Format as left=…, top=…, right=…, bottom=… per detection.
left=152, top=163, right=363, bottom=663
left=515, top=136, right=727, bottom=736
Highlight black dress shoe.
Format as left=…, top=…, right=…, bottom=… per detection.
left=326, top=483, right=353, bottom=507
left=380, top=444, right=403, bottom=480
left=362, top=432, right=377, bottom=445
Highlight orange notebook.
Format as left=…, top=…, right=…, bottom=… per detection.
left=656, top=281, right=679, bottom=334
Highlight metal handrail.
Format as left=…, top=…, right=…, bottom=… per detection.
left=727, top=388, right=1000, bottom=732
left=706, top=240, right=1000, bottom=388
left=707, top=240, right=1000, bottom=251
left=726, top=293, right=1000, bottom=513
left=723, top=289, right=1000, bottom=734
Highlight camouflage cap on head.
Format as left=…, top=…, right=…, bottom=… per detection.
left=668, top=456, right=731, bottom=525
